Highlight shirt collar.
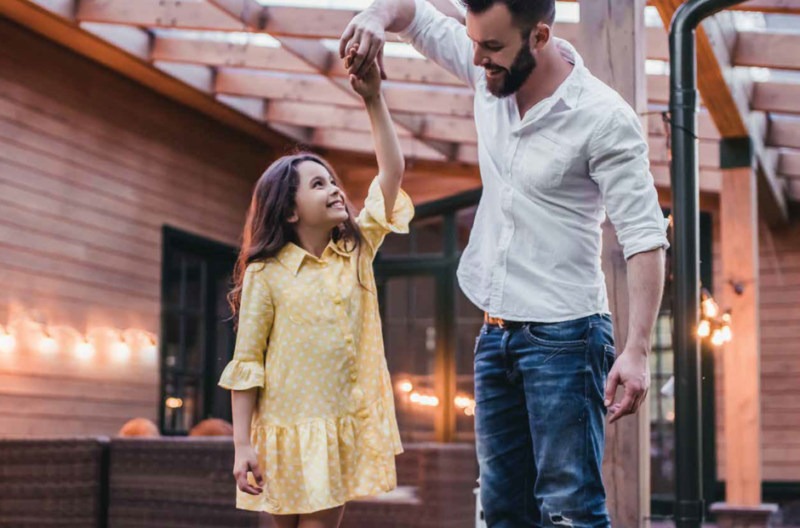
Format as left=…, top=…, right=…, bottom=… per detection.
left=276, top=239, right=352, bottom=276
left=553, top=38, right=585, bottom=110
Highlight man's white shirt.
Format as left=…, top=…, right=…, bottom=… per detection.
left=399, top=0, right=670, bottom=323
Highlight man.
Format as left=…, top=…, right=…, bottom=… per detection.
left=340, top=1, right=668, bottom=526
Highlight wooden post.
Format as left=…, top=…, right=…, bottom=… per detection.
left=579, top=1, right=650, bottom=527
left=711, top=139, right=777, bottom=528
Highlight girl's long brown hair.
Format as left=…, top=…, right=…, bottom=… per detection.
left=228, top=152, right=364, bottom=321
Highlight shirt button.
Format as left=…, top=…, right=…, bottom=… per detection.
left=334, top=296, right=342, bottom=305
left=345, top=335, right=353, bottom=344
left=350, top=373, right=358, bottom=382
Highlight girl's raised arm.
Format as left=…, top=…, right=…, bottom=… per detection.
left=348, top=46, right=405, bottom=220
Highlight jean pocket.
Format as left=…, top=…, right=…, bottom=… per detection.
left=473, top=326, right=486, bottom=356
left=603, top=344, right=616, bottom=375
left=522, top=321, right=588, bottom=349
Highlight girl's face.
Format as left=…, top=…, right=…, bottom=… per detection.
left=289, top=160, right=350, bottom=231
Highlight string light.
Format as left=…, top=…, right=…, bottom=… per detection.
left=165, top=397, right=183, bottom=409
left=454, top=395, right=477, bottom=416
left=75, top=338, right=96, bottom=361
left=702, top=296, right=719, bottom=319
left=397, top=380, right=413, bottom=393
left=1, top=308, right=158, bottom=363
left=697, top=319, right=711, bottom=338
left=409, top=392, right=439, bottom=407
left=0, top=325, right=16, bottom=354
left=112, top=336, right=131, bottom=363
left=699, top=290, right=734, bottom=348
left=40, top=329, right=58, bottom=356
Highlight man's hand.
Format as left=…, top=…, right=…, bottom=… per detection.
left=604, top=347, right=650, bottom=424
left=339, top=10, right=388, bottom=80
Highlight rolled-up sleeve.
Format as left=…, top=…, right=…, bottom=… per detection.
left=589, top=107, right=670, bottom=260
left=218, top=263, right=273, bottom=391
left=357, top=177, right=415, bottom=258
left=398, top=0, right=479, bottom=90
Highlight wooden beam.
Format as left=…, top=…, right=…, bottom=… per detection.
left=652, top=0, right=788, bottom=225
left=753, top=82, right=800, bottom=116
left=76, top=0, right=246, bottom=31
left=735, top=31, right=800, bottom=72
left=313, top=129, right=447, bottom=162
left=0, top=0, right=289, bottom=147
left=263, top=100, right=478, bottom=143
left=769, top=117, right=800, bottom=150
left=152, top=36, right=316, bottom=73
left=779, top=150, right=800, bottom=178
left=580, top=2, right=650, bottom=527
left=215, top=69, right=476, bottom=117
left=720, top=164, right=763, bottom=506
left=79, top=22, right=151, bottom=60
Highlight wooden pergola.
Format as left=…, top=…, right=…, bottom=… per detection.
left=2, top=0, right=799, bottom=208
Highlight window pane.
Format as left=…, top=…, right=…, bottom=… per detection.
left=383, top=275, right=437, bottom=442
left=454, top=285, right=483, bottom=442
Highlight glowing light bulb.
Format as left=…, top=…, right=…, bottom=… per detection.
left=0, top=328, right=16, bottom=354
left=721, top=325, right=732, bottom=343
left=40, top=334, right=58, bottom=355
left=711, top=329, right=725, bottom=347
left=702, top=297, right=719, bottom=319
left=454, top=395, right=474, bottom=409
left=722, top=312, right=731, bottom=323
left=165, top=397, right=183, bottom=409
left=697, top=319, right=711, bottom=338
left=75, top=340, right=95, bottom=360
left=398, top=380, right=413, bottom=393
left=112, top=340, right=131, bottom=362
left=410, top=392, right=421, bottom=403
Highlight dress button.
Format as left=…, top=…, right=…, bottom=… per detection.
left=334, top=296, right=342, bottom=305
left=350, top=373, right=358, bottom=382
left=345, top=335, right=353, bottom=344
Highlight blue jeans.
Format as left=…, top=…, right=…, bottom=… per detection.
left=474, top=314, right=616, bottom=528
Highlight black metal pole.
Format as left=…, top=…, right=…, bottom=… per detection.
left=668, top=1, right=748, bottom=527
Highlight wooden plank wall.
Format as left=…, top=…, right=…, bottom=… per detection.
left=0, top=17, right=272, bottom=438
left=711, top=215, right=800, bottom=483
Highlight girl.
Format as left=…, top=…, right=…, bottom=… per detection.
left=218, top=49, right=413, bottom=528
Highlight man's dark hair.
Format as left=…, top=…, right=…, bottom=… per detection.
left=460, top=0, right=556, bottom=28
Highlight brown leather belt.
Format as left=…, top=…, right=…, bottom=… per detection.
left=484, top=313, right=525, bottom=329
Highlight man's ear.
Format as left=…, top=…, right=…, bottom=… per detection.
left=532, top=22, right=551, bottom=51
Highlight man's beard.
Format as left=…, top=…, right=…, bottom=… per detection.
left=486, top=41, right=537, bottom=98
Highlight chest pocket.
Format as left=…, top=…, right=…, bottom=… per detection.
left=514, top=131, right=570, bottom=193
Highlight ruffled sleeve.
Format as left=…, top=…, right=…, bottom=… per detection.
left=218, top=263, right=273, bottom=391
left=356, top=177, right=415, bottom=257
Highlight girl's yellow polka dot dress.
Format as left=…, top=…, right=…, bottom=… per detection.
left=218, top=177, right=414, bottom=515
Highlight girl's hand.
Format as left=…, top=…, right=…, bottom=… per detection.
left=233, top=443, right=264, bottom=495
left=346, top=45, right=381, bottom=100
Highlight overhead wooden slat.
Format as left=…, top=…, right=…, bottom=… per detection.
left=79, top=23, right=151, bottom=60
left=0, top=0, right=290, bottom=147
left=780, top=151, right=800, bottom=177
left=754, top=82, right=800, bottom=115
left=769, top=117, right=800, bottom=149
left=77, top=0, right=246, bottom=31
left=735, top=31, right=800, bottom=72
left=153, top=61, right=215, bottom=93
left=312, top=129, right=447, bottom=162
left=216, top=69, right=357, bottom=107
left=152, top=36, right=316, bottom=73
